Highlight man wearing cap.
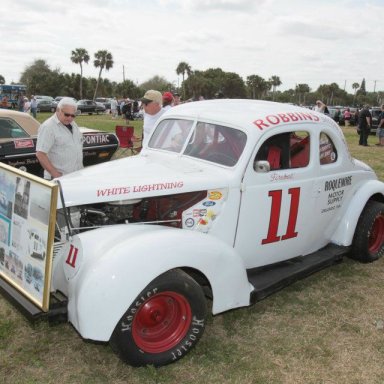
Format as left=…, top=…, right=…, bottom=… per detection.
left=162, top=92, right=174, bottom=111
left=141, top=90, right=165, bottom=147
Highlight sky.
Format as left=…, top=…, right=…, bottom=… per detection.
left=1, top=0, right=383, bottom=94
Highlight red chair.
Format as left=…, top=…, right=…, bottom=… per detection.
left=115, top=126, right=141, bottom=155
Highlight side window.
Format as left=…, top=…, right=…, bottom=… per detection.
left=319, top=133, right=337, bottom=165
left=0, top=118, right=29, bottom=139
left=254, top=131, right=310, bottom=171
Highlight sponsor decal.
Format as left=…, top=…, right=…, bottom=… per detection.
left=185, top=218, right=195, bottom=228
left=324, top=176, right=352, bottom=192
left=193, top=209, right=207, bottom=217
left=203, top=201, right=216, bottom=207
left=14, top=139, right=34, bottom=149
left=253, top=112, right=320, bottom=131
left=320, top=176, right=352, bottom=214
left=208, top=191, right=222, bottom=200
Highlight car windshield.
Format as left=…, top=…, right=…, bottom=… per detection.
left=149, top=119, right=247, bottom=167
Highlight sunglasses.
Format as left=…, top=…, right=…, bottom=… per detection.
left=142, top=100, right=153, bottom=106
left=63, top=112, right=76, bottom=118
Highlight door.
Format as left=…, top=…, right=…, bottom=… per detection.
left=234, top=129, right=321, bottom=269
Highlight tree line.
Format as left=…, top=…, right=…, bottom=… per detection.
left=1, top=48, right=382, bottom=107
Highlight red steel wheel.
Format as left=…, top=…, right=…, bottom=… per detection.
left=132, top=291, right=192, bottom=353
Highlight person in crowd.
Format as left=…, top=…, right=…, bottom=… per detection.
left=110, top=97, right=118, bottom=119
left=17, top=95, right=25, bottom=112
left=141, top=90, right=165, bottom=147
left=23, top=97, right=31, bottom=113
left=36, top=97, right=83, bottom=180
left=30, top=95, right=37, bottom=118
left=343, top=107, right=352, bottom=126
left=122, top=98, right=133, bottom=122
left=0, top=96, right=8, bottom=109
left=376, top=104, right=384, bottom=146
left=162, top=92, right=174, bottom=111
left=173, top=92, right=181, bottom=106
left=358, top=104, right=372, bottom=147
left=314, top=100, right=326, bottom=113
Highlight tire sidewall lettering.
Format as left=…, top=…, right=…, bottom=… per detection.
left=120, top=287, right=158, bottom=332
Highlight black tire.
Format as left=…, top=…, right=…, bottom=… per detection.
left=350, top=201, right=384, bottom=262
left=110, top=269, right=206, bottom=367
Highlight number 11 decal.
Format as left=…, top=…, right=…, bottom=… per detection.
left=262, top=187, right=300, bottom=245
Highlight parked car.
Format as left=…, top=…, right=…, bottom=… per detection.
left=0, top=109, right=119, bottom=177
left=95, top=97, right=112, bottom=110
left=35, top=95, right=54, bottom=102
left=36, top=99, right=55, bottom=113
left=77, top=99, right=105, bottom=115
left=2, top=100, right=384, bottom=367
left=370, top=107, right=382, bottom=134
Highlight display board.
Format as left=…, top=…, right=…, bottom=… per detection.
left=0, top=163, right=58, bottom=311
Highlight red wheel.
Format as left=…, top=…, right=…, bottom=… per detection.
left=132, top=291, right=192, bottom=353
left=351, top=201, right=384, bottom=262
left=110, top=269, right=206, bottom=367
left=368, top=214, right=384, bottom=253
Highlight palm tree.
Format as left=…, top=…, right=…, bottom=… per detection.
left=70, top=48, right=90, bottom=99
left=176, top=62, right=192, bottom=99
left=93, top=50, right=114, bottom=100
left=352, top=82, right=359, bottom=105
left=269, top=75, right=282, bottom=101
left=295, top=83, right=310, bottom=105
left=246, top=75, right=269, bottom=99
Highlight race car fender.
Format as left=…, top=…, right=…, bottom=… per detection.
left=331, top=179, right=384, bottom=245
left=57, top=224, right=253, bottom=342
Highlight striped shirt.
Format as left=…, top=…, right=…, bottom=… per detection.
left=36, top=113, right=84, bottom=179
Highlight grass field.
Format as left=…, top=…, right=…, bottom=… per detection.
left=1, top=115, right=384, bottom=383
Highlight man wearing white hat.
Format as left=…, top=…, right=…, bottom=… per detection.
left=141, top=90, right=165, bottom=147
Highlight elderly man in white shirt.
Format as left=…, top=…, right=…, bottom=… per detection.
left=36, top=97, right=83, bottom=180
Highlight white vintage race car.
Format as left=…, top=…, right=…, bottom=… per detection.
left=3, top=99, right=384, bottom=367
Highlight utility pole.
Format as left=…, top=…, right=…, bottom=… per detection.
left=374, top=80, right=377, bottom=93
left=123, top=65, right=125, bottom=82
left=343, top=80, right=346, bottom=91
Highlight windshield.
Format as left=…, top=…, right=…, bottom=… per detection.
left=149, top=119, right=247, bottom=167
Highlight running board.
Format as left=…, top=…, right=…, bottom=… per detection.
left=248, top=244, right=349, bottom=303
left=0, top=277, right=68, bottom=322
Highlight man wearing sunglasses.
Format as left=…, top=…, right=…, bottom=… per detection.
left=36, top=97, right=84, bottom=179
left=141, top=90, right=165, bottom=147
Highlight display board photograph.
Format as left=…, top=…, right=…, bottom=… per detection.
left=0, top=163, right=58, bottom=311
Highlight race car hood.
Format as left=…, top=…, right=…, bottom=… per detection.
left=56, top=153, right=232, bottom=208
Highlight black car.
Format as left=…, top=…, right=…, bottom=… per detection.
left=0, top=109, right=119, bottom=177
left=36, top=99, right=55, bottom=113
left=370, top=107, right=382, bottom=134
left=77, top=100, right=105, bottom=115
left=95, top=97, right=112, bottom=110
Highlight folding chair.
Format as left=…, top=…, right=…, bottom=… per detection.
left=115, top=125, right=141, bottom=156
